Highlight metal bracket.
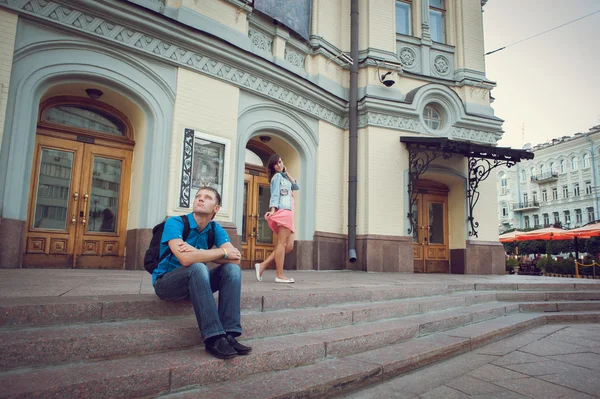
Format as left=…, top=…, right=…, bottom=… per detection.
left=467, top=157, right=517, bottom=237
left=406, top=146, right=452, bottom=235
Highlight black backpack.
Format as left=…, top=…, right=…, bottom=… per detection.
left=143, top=215, right=215, bottom=274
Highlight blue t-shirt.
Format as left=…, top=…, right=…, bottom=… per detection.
left=152, top=213, right=230, bottom=285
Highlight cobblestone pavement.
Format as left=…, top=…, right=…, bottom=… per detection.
left=344, top=323, right=600, bottom=399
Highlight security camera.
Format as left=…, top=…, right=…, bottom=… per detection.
left=380, top=71, right=395, bottom=87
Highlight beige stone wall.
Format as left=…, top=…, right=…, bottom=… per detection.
left=0, top=9, right=17, bottom=149
left=315, top=121, right=345, bottom=234
left=366, top=0, right=396, bottom=53
left=311, top=0, right=345, bottom=51
left=168, top=68, right=240, bottom=222
left=470, top=175, right=499, bottom=241
left=180, top=0, right=248, bottom=34
left=454, top=0, right=486, bottom=73
left=361, top=126, right=406, bottom=236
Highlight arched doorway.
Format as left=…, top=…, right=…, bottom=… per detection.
left=23, top=96, right=133, bottom=268
left=241, top=139, right=276, bottom=269
left=412, top=179, right=450, bottom=273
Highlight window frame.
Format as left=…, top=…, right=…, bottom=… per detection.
left=395, top=0, right=413, bottom=36
left=429, top=0, right=446, bottom=43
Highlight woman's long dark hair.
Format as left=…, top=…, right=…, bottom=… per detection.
left=267, top=153, right=281, bottom=181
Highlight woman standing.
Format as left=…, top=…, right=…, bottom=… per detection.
left=254, top=154, right=299, bottom=283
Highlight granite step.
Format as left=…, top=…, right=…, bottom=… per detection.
left=156, top=312, right=550, bottom=399
left=0, top=295, right=507, bottom=371
left=0, top=304, right=538, bottom=399
left=495, top=290, right=600, bottom=302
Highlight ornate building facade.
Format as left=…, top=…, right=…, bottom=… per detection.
left=497, top=126, right=600, bottom=232
left=0, top=0, right=523, bottom=274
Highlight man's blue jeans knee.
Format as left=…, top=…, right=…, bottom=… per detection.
left=154, top=262, right=242, bottom=340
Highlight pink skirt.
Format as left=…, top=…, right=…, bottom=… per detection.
left=266, top=206, right=295, bottom=234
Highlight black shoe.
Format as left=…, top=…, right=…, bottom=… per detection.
left=226, top=334, right=252, bottom=355
left=205, top=336, right=238, bottom=359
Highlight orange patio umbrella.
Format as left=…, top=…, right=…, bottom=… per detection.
left=499, top=230, right=521, bottom=243
left=515, top=227, right=572, bottom=241
left=564, top=222, right=600, bottom=239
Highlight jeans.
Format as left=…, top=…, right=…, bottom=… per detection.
left=154, top=263, right=242, bottom=340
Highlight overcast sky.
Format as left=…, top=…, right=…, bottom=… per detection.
left=482, top=0, right=600, bottom=149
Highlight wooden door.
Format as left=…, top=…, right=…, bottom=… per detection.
left=412, top=188, right=449, bottom=273
left=241, top=170, right=276, bottom=269
left=24, top=136, right=132, bottom=268
left=24, top=136, right=84, bottom=268
left=74, top=144, right=132, bottom=268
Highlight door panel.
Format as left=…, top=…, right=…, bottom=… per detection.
left=241, top=171, right=276, bottom=268
left=412, top=191, right=449, bottom=273
left=25, top=135, right=131, bottom=269
left=24, top=136, right=84, bottom=268
left=75, top=145, right=131, bottom=268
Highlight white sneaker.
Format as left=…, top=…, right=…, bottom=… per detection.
left=275, top=277, right=295, bottom=283
left=254, top=263, right=262, bottom=282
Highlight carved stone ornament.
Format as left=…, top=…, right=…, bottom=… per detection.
left=451, top=127, right=496, bottom=144
left=0, top=0, right=345, bottom=127
left=433, top=55, right=450, bottom=75
left=399, top=47, right=416, bottom=67
left=248, top=28, right=273, bottom=53
left=284, top=48, right=306, bottom=69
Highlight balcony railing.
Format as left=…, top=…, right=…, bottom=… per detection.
left=512, top=200, right=540, bottom=211
left=530, top=171, right=559, bottom=183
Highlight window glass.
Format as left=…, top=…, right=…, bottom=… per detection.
left=395, top=1, right=412, bottom=36
left=572, top=157, right=578, bottom=171
left=423, top=103, right=443, bottom=130
left=560, top=160, right=566, bottom=173
left=429, top=10, right=445, bottom=42
left=44, top=105, right=125, bottom=136
left=550, top=162, right=555, bottom=173
left=521, top=170, right=526, bottom=182
left=583, top=153, right=590, bottom=168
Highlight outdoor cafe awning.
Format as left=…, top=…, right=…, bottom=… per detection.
left=499, top=223, right=600, bottom=243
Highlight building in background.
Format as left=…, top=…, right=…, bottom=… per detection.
left=497, top=125, right=600, bottom=233
left=0, top=0, right=528, bottom=274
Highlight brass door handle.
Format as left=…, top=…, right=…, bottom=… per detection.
left=81, top=193, right=89, bottom=225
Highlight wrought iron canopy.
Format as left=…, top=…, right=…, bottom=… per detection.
left=400, top=137, right=534, bottom=238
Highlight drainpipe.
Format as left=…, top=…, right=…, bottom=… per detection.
left=348, top=0, right=358, bottom=263
left=584, top=133, right=599, bottom=221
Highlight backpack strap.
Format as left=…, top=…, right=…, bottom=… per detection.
left=180, top=214, right=191, bottom=241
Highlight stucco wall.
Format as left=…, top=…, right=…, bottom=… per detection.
left=168, top=68, right=240, bottom=222
left=180, top=0, right=247, bottom=34
left=0, top=9, right=17, bottom=149
left=471, top=175, right=499, bottom=241
left=315, top=121, right=345, bottom=234
left=362, top=126, right=405, bottom=236
left=454, top=0, right=486, bottom=73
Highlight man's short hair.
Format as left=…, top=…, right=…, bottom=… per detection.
left=196, top=187, right=221, bottom=206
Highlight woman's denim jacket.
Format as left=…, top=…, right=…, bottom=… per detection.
left=269, top=172, right=299, bottom=211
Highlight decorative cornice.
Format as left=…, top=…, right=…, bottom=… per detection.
left=0, top=0, right=346, bottom=128
left=356, top=112, right=420, bottom=131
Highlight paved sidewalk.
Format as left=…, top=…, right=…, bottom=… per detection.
left=0, top=268, right=598, bottom=298
left=344, top=323, right=600, bottom=399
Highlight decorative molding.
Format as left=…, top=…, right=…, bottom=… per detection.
left=357, top=112, right=420, bottom=131
left=433, top=55, right=450, bottom=75
left=452, top=127, right=497, bottom=144
left=248, top=28, right=272, bottom=54
left=0, top=0, right=345, bottom=128
left=399, top=47, right=416, bottom=67
left=284, top=47, right=305, bottom=69
left=179, top=128, right=194, bottom=208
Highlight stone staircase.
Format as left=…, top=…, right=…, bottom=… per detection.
left=1, top=282, right=600, bottom=398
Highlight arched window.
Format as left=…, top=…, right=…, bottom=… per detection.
left=500, top=174, right=508, bottom=195
left=43, top=104, right=126, bottom=136
left=521, top=169, right=526, bottom=182
left=550, top=162, right=555, bottom=173
left=560, top=159, right=566, bottom=173
left=583, top=153, right=590, bottom=168
left=540, top=164, right=546, bottom=174
left=423, top=103, right=443, bottom=130
left=571, top=157, right=578, bottom=171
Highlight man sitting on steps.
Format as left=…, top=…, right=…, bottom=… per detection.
left=152, top=186, right=251, bottom=359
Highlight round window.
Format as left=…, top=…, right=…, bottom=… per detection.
left=423, top=103, right=443, bottom=131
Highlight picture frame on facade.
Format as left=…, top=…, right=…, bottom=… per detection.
left=178, top=129, right=230, bottom=212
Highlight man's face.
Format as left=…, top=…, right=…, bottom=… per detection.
left=193, top=189, right=220, bottom=217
